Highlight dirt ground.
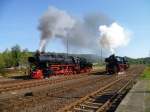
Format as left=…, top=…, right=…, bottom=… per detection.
left=0, top=65, right=145, bottom=112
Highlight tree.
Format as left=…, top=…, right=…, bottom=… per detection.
left=11, top=45, right=21, bottom=67
left=19, top=48, right=32, bottom=67
left=0, top=53, right=5, bottom=68
left=2, top=49, right=13, bottom=67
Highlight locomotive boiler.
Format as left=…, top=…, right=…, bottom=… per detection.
left=28, top=51, right=92, bottom=79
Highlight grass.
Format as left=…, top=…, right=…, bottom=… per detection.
left=141, top=67, right=150, bottom=79
left=0, top=68, right=26, bottom=77
left=92, top=65, right=105, bottom=71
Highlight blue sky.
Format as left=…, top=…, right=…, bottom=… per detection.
left=0, top=0, right=150, bottom=58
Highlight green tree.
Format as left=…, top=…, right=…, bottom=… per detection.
left=2, top=49, right=13, bottom=67
left=19, top=48, right=32, bottom=67
left=0, top=53, right=5, bottom=68
left=11, top=45, right=21, bottom=67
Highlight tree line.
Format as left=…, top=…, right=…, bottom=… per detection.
left=127, top=57, right=150, bottom=65
left=0, top=45, right=150, bottom=69
left=0, top=45, right=32, bottom=69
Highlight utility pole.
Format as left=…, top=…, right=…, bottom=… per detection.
left=66, top=36, right=69, bottom=57
left=100, top=48, right=103, bottom=65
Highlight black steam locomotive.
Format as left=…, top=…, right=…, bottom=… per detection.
left=28, top=52, right=92, bottom=79
left=105, top=55, right=129, bottom=74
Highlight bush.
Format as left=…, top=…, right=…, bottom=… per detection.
left=141, top=67, right=150, bottom=79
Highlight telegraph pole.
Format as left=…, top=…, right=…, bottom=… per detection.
left=66, top=36, right=69, bottom=57
left=100, top=48, right=103, bottom=65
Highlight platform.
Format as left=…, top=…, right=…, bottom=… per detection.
left=116, top=79, right=150, bottom=112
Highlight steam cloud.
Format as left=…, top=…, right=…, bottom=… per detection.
left=38, top=6, right=75, bottom=52
left=63, top=13, right=113, bottom=53
left=38, top=6, right=113, bottom=53
left=99, top=22, right=130, bottom=53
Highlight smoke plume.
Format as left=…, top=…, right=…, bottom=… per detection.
left=38, top=6, right=114, bottom=54
left=99, top=22, right=130, bottom=53
left=62, top=13, right=113, bottom=53
left=38, top=6, right=75, bottom=52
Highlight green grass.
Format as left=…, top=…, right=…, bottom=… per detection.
left=141, top=67, right=150, bottom=79
left=0, top=68, right=26, bottom=77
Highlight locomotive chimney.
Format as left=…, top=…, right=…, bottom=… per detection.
left=35, top=50, right=41, bottom=59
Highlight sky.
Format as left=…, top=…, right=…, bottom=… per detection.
left=0, top=0, right=150, bottom=58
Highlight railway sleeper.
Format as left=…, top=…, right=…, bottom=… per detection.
left=93, top=94, right=115, bottom=104
left=84, top=101, right=103, bottom=107
left=97, top=83, right=133, bottom=111
left=80, top=104, right=99, bottom=109
left=73, top=107, right=94, bottom=112
left=107, top=85, right=133, bottom=111
left=78, top=90, right=123, bottom=111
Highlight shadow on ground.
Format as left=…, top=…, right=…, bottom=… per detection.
left=10, top=75, right=30, bottom=80
left=91, top=71, right=107, bottom=75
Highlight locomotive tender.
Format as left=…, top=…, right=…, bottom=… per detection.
left=28, top=51, right=92, bottom=79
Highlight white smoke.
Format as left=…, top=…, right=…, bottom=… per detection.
left=38, top=6, right=114, bottom=54
left=38, top=6, right=75, bottom=52
left=99, top=22, right=130, bottom=53
left=62, top=13, right=113, bottom=53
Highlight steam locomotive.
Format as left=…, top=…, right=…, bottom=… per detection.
left=105, top=55, right=129, bottom=74
left=28, top=52, right=92, bottom=79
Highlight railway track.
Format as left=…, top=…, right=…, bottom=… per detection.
left=0, top=74, right=115, bottom=111
left=0, top=66, right=141, bottom=93
left=0, top=70, right=105, bottom=93
left=58, top=74, right=137, bottom=112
